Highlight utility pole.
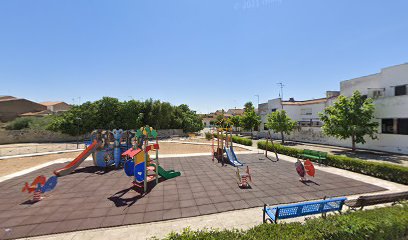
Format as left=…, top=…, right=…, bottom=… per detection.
left=277, top=83, right=285, bottom=109
left=254, top=94, right=259, bottom=110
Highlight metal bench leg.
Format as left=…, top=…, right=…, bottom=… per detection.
left=263, top=204, right=266, bottom=223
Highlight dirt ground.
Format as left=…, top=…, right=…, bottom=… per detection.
left=158, top=142, right=246, bottom=154
left=0, top=151, right=80, bottom=177
left=0, top=142, right=247, bottom=177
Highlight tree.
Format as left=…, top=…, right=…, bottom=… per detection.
left=240, top=108, right=261, bottom=138
left=230, top=115, right=241, bottom=135
left=319, top=91, right=378, bottom=151
left=48, top=98, right=204, bottom=135
left=244, top=102, right=254, bottom=112
left=265, top=110, right=297, bottom=144
left=215, top=110, right=226, bottom=127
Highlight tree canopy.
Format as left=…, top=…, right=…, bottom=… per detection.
left=48, top=97, right=204, bottom=135
left=240, top=102, right=261, bottom=136
left=319, top=91, right=378, bottom=151
left=265, top=110, right=297, bottom=144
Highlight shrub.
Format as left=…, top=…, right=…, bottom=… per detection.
left=5, top=117, right=33, bottom=130
left=164, top=204, right=408, bottom=240
left=213, top=133, right=252, bottom=146
left=205, top=132, right=212, bottom=140
left=258, top=141, right=408, bottom=185
left=232, top=136, right=253, bottom=146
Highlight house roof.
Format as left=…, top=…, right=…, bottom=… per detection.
left=227, top=109, right=244, bottom=115
left=0, top=96, right=16, bottom=101
left=282, top=98, right=328, bottom=106
left=40, top=101, right=67, bottom=106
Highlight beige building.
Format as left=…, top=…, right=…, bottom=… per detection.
left=40, top=102, right=71, bottom=113
left=0, top=96, right=47, bottom=121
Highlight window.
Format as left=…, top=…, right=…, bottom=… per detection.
left=372, top=90, right=384, bottom=99
left=395, top=85, right=407, bottom=96
left=398, top=119, right=408, bottom=135
left=271, top=108, right=277, bottom=112
left=301, top=108, right=312, bottom=115
left=382, top=119, right=394, bottom=134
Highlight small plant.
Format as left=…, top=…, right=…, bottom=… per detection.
left=205, top=132, right=212, bottom=140
left=163, top=204, right=408, bottom=240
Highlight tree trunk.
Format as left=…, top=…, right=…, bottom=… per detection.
left=281, top=132, right=285, bottom=144
left=351, top=135, right=356, bottom=152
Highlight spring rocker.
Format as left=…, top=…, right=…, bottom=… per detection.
left=236, top=166, right=252, bottom=188
left=295, top=159, right=316, bottom=182
left=22, top=175, right=58, bottom=202
left=123, top=126, right=180, bottom=194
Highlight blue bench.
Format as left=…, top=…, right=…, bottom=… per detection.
left=263, top=197, right=347, bottom=223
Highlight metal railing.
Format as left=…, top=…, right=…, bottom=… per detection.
left=0, top=143, right=86, bottom=157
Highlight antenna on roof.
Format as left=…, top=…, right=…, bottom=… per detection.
left=277, top=83, right=285, bottom=100
left=277, top=83, right=285, bottom=109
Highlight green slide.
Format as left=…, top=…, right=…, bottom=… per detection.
left=157, top=166, right=181, bottom=179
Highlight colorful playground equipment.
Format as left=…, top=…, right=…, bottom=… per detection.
left=295, top=159, right=316, bottom=181
left=236, top=166, right=252, bottom=188
left=212, top=127, right=243, bottom=167
left=54, top=129, right=133, bottom=177
left=123, top=126, right=180, bottom=193
left=22, top=175, right=58, bottom=202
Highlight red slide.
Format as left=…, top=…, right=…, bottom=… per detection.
left=54, top=140, right=99, bottom=177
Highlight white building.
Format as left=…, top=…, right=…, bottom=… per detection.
left=258, top=63, right=408, bottom=154
left=259, top=91, right=339, bottom=131
left=339, top=63, right=408, bottom=153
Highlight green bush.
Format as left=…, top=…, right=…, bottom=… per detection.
left=5, top=116, right=57, bottom=131
left=164, top=204, right=408, bottom=240
left=213, top=133, right=252, bottom=146
left=258, top=141, right=408, bottom=185
left=48, top=97, right=204, bottom=135
left=5, top=117, right=33, bottom=130
left=232, top=136, right=252, bottom=146
left=205, top=132, right=212, bottom=140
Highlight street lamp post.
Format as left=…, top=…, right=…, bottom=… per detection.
left=76, top=117, right=81, bottom=149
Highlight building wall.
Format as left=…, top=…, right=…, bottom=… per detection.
left=47, top=102, right=71, bottom=112
left=0, top=99, right=47, bottom=121
left=259, top=98, right=327, bottom=130
left=258, top=63, right=408, bottom=154
left=263, top=127, right=408, bottom=154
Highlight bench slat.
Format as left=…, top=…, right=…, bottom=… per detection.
left=264, top=197, right=346, bottom=222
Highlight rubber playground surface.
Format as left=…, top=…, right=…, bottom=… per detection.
left=0, top=154, right=385, bottom=239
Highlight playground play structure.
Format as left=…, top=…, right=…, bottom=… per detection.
left=22, top=175, right=58, bottom=202
left=123, top=126, right=181, bottom=193
left=212, top=127, right=243, bottom=167
left=54, top=129, right=133, bottom=176
left=211, top=127, right=252, bottom=188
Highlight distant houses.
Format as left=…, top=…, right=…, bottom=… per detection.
left=201, top=108, right=244, bottom=127
left=0, top=96, right=71, bottom=122
left=40, top=102, right=72, bottom=113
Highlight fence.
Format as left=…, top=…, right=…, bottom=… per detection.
left=0, top=143, right=85, bottom=157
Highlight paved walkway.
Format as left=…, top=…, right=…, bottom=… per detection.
left=252, top=139, right=408, bottom=167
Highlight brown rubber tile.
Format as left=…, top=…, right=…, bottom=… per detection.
left=0, top=154, right=386, bottom=238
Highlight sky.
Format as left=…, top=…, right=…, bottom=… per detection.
left=1, top=0, right=408, bottom=113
